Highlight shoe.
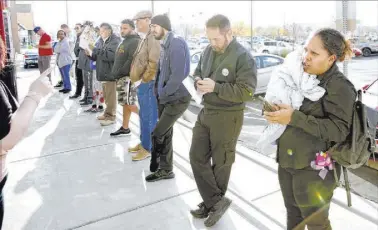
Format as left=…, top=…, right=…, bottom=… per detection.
left=204, top=197, right=232, bottom=227
left=97, top=114, right=107, bottom=120
left=84, top=105, right=97, bottom=113
left=69, top=94, right=80, bottom=99
left=110, top=127, right=131, bottom=136
left=54, top=82, right=63, bottom=88
left=145, top=169, right=175, bottom=182
left=97, top=105, right=104, bottom=112
left=128, top=143, right=141, bottom=153
left=62, top=89, right=71, bottom=94
left=100, top=119, right=116, bottom=126
left=190, top=202, right=210, bottom=219
left=59, top=89, right=65, bottom=93
left=132, top=147, right=150, bottom=161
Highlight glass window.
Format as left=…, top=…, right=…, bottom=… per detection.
left=261, top=56, right=282, bottom=68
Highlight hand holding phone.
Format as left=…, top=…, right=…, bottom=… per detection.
left=257, top=96, right=278, bottom=112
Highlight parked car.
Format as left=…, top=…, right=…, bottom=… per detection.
left=189, top=49, right=284, bottom=95
left=255, top=40, right=293, bottom=56
left=23, top=49, right=39, bottom=69
left=355, top=42, right=378, bottom=57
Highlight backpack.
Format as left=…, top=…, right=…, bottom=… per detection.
left=327, top=89, right=377, bottom=207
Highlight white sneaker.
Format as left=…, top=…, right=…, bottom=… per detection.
left=100, top=119, right=116, bottom=126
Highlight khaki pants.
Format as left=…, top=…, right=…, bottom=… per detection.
left=102, top=81, right=117, bottom=118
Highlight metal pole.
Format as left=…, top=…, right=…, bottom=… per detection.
left=65, top=0, right=69, bottom=26
left=250, top=0, right=253, bottom=51
left=342, top=0, right=348, bottom=78
left=151, top=0, right=154, bottom=15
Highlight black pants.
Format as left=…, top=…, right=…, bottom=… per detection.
left=278, top=165, right=340, bottom=230
left=74, top=61, right=84, bottom=96
left=0, top=175, right=7, bottom=230
left=189, top=109, right=243, bottom=209
left=151, top=96, right=190, bottom=171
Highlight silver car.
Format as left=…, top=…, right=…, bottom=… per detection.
left=189, top=50, right=284, bottom=95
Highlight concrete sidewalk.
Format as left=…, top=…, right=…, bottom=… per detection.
left=3, top=86, right=378, bottom=229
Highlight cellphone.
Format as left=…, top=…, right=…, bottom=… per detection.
left=257, top=96, right=277, bottom=112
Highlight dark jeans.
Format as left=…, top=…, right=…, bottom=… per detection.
left=74, top=61, right=84, bottom=96
left=189, top=109, right=243, bottom=208
left=278, top=165, right=340, bottom=230
left=0, top=175, right=7, bottom=230
left=151, top=96, right=190, bottom=171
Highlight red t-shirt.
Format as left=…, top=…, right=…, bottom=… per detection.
left=38, top=33, right=53, bottom=56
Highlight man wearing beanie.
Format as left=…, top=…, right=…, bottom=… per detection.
left=129, top=11, right=160, bottom=161
left=145, top=14, right=191, bottom=182
left=189, top=14, right=257, bottom=227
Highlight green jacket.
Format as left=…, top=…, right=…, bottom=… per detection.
left=193, top=39, right=257, bottom=110
left=277, top=63, right=357, bottom=169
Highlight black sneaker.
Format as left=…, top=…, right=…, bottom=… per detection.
left=84, top=105, right=97, bottom=113
left=97, top=105, right=104, bottom=112
left=54, top=82, right=63, bottom=88
left=145, top=169, right=175, bottom=182
left=204, top=197, right=232, bottom=227
left=190, top=202, right=210, bottom=219
left=110, top=127, right=131, bottom=136
left=69, top=94, right=81, bottom=99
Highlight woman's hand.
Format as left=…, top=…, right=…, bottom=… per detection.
left=263, top=104, right=294, bottom=125
left=29, top=74, right=53, bottom=100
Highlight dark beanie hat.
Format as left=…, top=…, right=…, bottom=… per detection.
left=151, top=14, right=172, bottom=31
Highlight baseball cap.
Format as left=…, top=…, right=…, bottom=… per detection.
left=33, top=26, right=41, bottom=33
left=133, top=11, right=153, bottom=20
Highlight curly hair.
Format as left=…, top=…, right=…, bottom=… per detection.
left=314, top=28, right=353, bottom=62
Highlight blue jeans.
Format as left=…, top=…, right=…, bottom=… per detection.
left=59, top=64, right=72, bottom=90
left=137, top=81, right=158, bottom=152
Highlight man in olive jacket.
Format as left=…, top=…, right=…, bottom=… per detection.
left=86, top=23, right=121, bottom=126
left=189, top=15, right=257, bottom=227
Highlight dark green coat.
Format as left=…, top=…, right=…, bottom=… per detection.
left=193, top=38, right=257, bottom=111
left=277, top=63, right=357, bottom=169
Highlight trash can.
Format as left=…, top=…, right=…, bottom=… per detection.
left=0, top=59, right=18, bottom=101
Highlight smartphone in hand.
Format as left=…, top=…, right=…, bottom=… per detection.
left=257, top=96, right=278, bottom=112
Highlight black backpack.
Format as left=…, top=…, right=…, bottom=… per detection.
left=327, top=89, right=377, bottom=206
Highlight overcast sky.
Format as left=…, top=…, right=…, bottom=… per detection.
left=30, top=1, right=377, bottom=33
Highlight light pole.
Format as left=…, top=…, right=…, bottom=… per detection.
left=65, top=0, right=69, bottom=26
left=342, top=0, right=348, bottom=78
left=250, top=0, right=253, bottom=51
left=151, top=0, right=154, bottom=15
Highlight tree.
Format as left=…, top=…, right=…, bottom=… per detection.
left=232, top=21, right=250, bottom=36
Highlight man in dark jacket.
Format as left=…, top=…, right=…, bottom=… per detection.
left=69, top=23, right=84, bottom=99
left=144, top=14, right=191, bottom=182
left=189, top=15, right=257, bottom=227
left=110, top=19, right=140, bottom=136
left=86, top=23, right=121, bottom=126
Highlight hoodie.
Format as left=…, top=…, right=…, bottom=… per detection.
left=110, top=33, right=141, bottom=80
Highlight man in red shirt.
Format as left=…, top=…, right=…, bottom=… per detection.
left=34, top=26, right=53, bottom=82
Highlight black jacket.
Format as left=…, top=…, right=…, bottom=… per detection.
left=193, top=38, right=257, bottom=110
left=110, top=33, right=140, bottom=80
left=277, top=63, right=357, bottom=169
left=90, top=33, right=121, bottom=81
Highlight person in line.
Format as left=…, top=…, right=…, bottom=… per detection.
left=189, top=14, right=257, bottom=227
left=86, top=23, right=121, bottom=126
left=33, top=26, right=53, bottom=83
left=70, top=23, right=85, bottom=99
left=145, top=14, right=192, bottom=182
left=0, top=37, right=52, bottom=229
left=78, top=21, right=97, bottom=106
left=61, top=24, right=77, bottom=83
left=54, top=30, right=72, bottom=94
left=110, top=19, right=141, bottom=136
left=263, top=28, right=355, bottom=230
left=128, top=11, right=160, bottom=161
